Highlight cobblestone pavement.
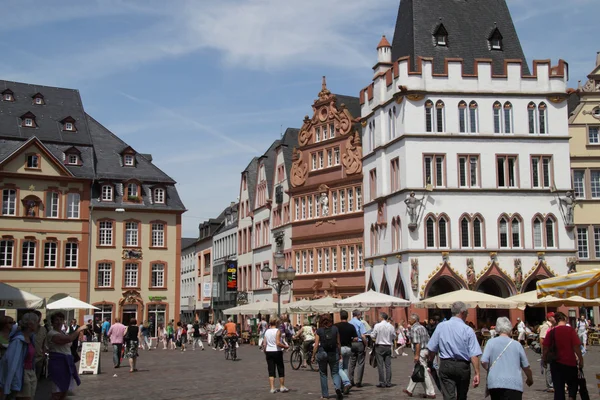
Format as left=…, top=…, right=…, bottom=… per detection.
left=35, top=343, right=599, bottom=399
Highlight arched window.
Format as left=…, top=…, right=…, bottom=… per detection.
left=503, top=102, right=513, bottom=134
left=391, top=217, right=401, bottom=251
left=511, top=216, right=521, bottom=247
left=469, top=101, right=478, bottom=133
left=533, top=217, right=543, bottom=248
left=460, top=216, right=470, bottom=248
left=426, top=216, right=436, bottom=248
left=388, top=107, right=397, bottom=140
left=391, top=218, right=396, bottom=251
left=370, top=225, right=376, bottom=255
left=499, top=217, right=508, bottom=248
left=538, top=103, right=548, bottom=134
left=493, top=102, right=502, bottom=133
left=436, top=100, right=445, bottom=133
left=368, top=122, right=375, bottom=151
left=425, top=100, right=433, bottom=133
left=473, top=217, right=483, bottom=248
left=438, top=216, right=448, bottom=248
left=545, top=216, right=555, bottom=247
left=527, top=102, right=537, bottom=134
left=458, top=101, right=467, bottom=133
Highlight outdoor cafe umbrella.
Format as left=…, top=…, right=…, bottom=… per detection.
left=46, top=296, right=99, bottom=310
left=333, top=290, right=411, bottom=308
left=282, top=298, right=314, bottom=314
left=507, top=291, right=600, bottom=311
left=0, top=282, right=44, bottom=309
left=414, top=289, right=519, bottom=309
left=537, top=269, right=600, bottom=299
left=289, top=296, right=368, bottom=314
left=223, top=300, right=285, bottom=315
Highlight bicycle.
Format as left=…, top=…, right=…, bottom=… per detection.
left=290, top=339, right=316, bottom=371
left=224, top=336, right=238, bottom=361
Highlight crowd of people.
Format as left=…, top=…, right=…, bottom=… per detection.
left=0, top=305, right=593, bottom=400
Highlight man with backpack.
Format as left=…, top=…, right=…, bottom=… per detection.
left=312, top=314, right=343, bottom=400
left=371, top=312, right=396, bottom=388
left=192, top=320, right=204, bottom=350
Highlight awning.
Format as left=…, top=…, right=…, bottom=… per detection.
left=537, top=269, right=600, bottom=299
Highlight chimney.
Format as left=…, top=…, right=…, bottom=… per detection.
left=230, top=201, right=236, bottom=208
left=596, top=52, right=600, bottom=67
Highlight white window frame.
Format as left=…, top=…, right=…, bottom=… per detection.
left=99, top=221, right=113, bottom=246
left=154, top=188, right=165, bottom=204
left=573, top=170, right=585, bottom=199
left=65, top=242, right=78, bottom=268
left=589, top=126, right=600, bottom=144
left=124, top=263, right=138, bottom=287
left=577, top=227, right=589, bottom=259
left=2, top=189, right=16, bottom=216
left=27, top=155, right=39, bottom=168
left=46, top=192, right=59, bottom=218
left=22, top=241, right=36, bottom=268
left=67, top=193, right=80, bottom=219
left=591, top=170, right=600, bottom=199
left=124, top=154, right=135, bottom=166
left=97, top=263, right=112, bottom=287
left=65, top=122, right=74, bottom=131
left=125, top=221, right=139, bottom=247
left=101, top=185, right=113, bottom=201
left=44, top=242, right=57, bottom=268
left=68, top=154, right=79, bottom=165
left=152, top=263, right=165, bottom=287
left=151, top=223, right=165, bottom=247
left=24, top=118, right=33, bottom=127
left=0, top=240, right=14, bottom=267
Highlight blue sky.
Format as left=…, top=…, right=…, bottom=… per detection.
left=1, top=0, right=596, bottom=238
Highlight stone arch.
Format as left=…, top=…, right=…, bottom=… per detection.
left=422, top=262, right=467, bottom=298
left=522, top=261, right=555, bottom=293
left=367, top=275, right=376, bottom=292
left=393, top=275, right=406, bottom=299
left=474, top=262, right=517, bottom=297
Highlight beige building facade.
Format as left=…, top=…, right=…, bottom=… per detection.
left=570, top=54, right=600, bottom=272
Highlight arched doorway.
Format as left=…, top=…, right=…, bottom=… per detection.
left=476, top=277, right=512, bottom=328
left=426, top=277, right=463, bottom=321
left=523, top=277, right=550, bottom=326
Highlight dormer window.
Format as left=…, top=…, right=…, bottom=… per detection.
left=124, top=154, right=134, bottom=166
left=2, top=89, right=14, bottom=102
left=32, top=93, right=44, bottom=105
left=434, top=24, right=448, bottom=47
left=101, top=185, right=113, bottom=201
left=60, top=117, right=76, bottom=132
left=20, top=112, right=37, bottom=128
left=127, top=183, right=138, bottom=197
left=154, top=188, right=165, bottom=204
left=67, top=154, right=79, bottom=165
left=489, top=28, right=503, bottom=51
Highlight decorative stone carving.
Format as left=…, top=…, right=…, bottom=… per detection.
left=537, top=252, right=546, bottom=261
left=442, top=252, right=450, bottom=263
left=119, top=289, right=144, bottom=308
left=320, top=192, right=329, bottom=216
left=341, top=132, right=362, bottom=175
left=514, top=258, right=523, bottom=293
left=410, top=259, right=419, bottom=292
left=329, top=278, right=340, bottom=298
left=406, top=93, right=425, bottom=101
left=311, top=279, right=323, bottom=299
left=290, top=148, right=308, bottom=187
left=466, top=258, right=476, bottom=290
left=567, top=257, right=578, bottom=274
left=122, top=249, right=143, bottom=260
left=489, top=252, right=498, bottom=263
left=298, top=116, right=313, bottom=146
left=559, top=192, right=576, bottom=227
left=405, top=192, right=424, bottom=230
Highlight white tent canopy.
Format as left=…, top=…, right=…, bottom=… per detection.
left=334, top=290, right=411, bottom=308
left=0, top=282, right=44, bottom=309
left=46, top=296, right=99, bottom=310
left=223, top=300, right=285, bottom=315
left=415, top=289, right=519, bottom=309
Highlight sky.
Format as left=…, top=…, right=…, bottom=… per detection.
left=1, top=0, right=596, bottom=238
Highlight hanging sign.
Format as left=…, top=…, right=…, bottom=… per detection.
left=226, top=260, right=238, bottom=292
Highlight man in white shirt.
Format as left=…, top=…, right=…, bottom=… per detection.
left=576, top=315, right=589, bottom=351
left=370, top=312, right=396, bottom=388
left=187, top=322, right=194, bottom=344
left=516, top=318, right=526, bottom=346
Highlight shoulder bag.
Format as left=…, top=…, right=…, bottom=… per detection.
left=485, top=339, right=513, bottom=397
left=543, top=328, right=557, bottom=365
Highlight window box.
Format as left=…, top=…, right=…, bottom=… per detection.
left=127, top=195, right=141, bottom=203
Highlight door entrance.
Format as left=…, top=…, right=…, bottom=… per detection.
left=148, top=304, right=166, bottom=337
left=122, top=305, right=137, bottom=326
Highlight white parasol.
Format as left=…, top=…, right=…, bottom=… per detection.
left=46, top=296, right=99, bottom=310
left=0, top=282, right=44, bottom=309
left=333, top=290, right=411, bottom=308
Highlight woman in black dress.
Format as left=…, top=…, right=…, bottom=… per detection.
left=124, top=319, right=140, bottom=373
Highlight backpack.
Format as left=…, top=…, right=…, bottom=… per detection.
left=320, top=326, right=337, bottom=352
left=193, top=324, right=201, bottom=337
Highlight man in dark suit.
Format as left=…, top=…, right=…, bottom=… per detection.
left=68, top=318, right=81, bottom=363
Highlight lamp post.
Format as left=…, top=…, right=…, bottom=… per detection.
left=261, top=250, right=296, bottom=317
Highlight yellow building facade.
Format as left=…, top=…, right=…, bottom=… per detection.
left=570, top=54, right=600, bottom=272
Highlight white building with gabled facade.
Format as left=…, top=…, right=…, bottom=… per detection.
left=361, top=0, right=576, bottom=325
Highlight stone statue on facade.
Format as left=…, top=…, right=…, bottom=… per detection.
left=559, top=191, right=576, bottom=226
left=320, top=192, right=329, bottom=216
left=514, top=258, right=523, bottom=292
left=466, top=258, right=476, bottom=290
left=567, top=257, right=578, bottom=274
left=410, top=259, right=419, bottom=292
left=404, top=192, right=424, bottom=227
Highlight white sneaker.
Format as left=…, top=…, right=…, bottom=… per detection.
left=279, top=386, right=289, bottom=393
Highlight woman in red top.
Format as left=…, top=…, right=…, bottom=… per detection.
left=542, top=312, right=583, bottom=400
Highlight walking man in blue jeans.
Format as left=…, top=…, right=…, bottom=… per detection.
left=371, top=312, right=396, bottom=388
left=335, top=310, right=357, bottom=394
left=312, top=314, right=343, bottom=400
left=348, top=310, right=367, bottom=387
left=107, top=318, right=126, bottom=368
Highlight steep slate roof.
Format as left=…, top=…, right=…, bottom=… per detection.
left=260, top=139, right=281, bottom=199
left=181, top=237, right=198, bottom=251
left=243, top=157, right=258, bottom=212
left=214, top=203, right=239, bottom=236
left=391, top=0, right=530, bottom=75
left=0, top=80, right=93, bottom=144
left=280, top=128, right=299, bottom=179
left=335, top=94, right=361, bottom=119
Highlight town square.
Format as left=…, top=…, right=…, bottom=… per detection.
left=1, top=0, right=600, bottom=399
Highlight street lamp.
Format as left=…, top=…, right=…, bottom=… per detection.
left=262, top=250, right=296, bottom=317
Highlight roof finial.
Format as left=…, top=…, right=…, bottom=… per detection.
left=322, top=76, right=327, bottom=91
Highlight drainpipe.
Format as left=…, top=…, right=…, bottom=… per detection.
left=86, top=180, right=95, bottom=321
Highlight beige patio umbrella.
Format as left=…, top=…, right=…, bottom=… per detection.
left=283, top=298, right=314, bottom=314
left=333, top=290, right=411, bottom=308
left=415, top=289, right=519, bottom=309
left=223, top=300, right=285, bottom=315
left=507, top=291, right=600, bottom=309
left=289, top=296, right=368, bottom=314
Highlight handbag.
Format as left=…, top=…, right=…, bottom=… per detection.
left=411, top=363, right=425, bottom=383
left=543, top=329, right=557, bottom=365
left=485, top=339, right=513, bottom=397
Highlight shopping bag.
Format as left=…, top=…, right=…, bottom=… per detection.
left=411, top=363, right=425, bottom=383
